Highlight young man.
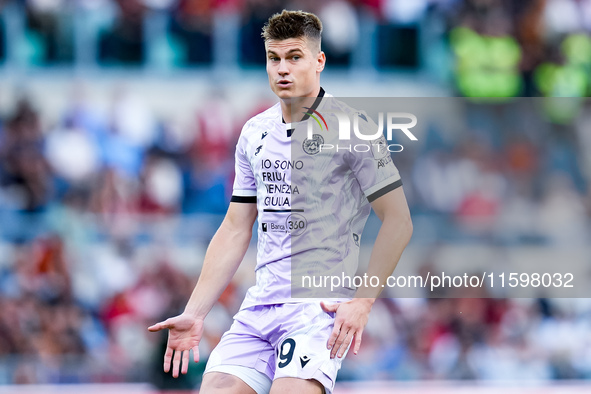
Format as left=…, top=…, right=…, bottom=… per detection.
left=148, top=10, right=413, bottom=394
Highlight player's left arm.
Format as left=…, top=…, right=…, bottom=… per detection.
left=321, top=186, right=413, bottom=358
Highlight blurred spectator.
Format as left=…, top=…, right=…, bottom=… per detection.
left=45, top=124, right=101, bottom=186
left=25, top=0, right=73, bottom=65
left=100, top=0, right=146, bottom=65
left=450, top=26, right=522, bottom=97
left=138, top=151, right=183, bottom=214
left=240, top=0, right=283, bottom=66
left=318, top=0, right=359, bottom=66
left=537, top=171, right=588, bottom=245
left=183, top=90, right=236, bottom=213
left=513, top=0, right=546, bottom=96
left=169, top=0, right=214, bottom=65
left=0, top=99, right=53, bottom=212
left=376, top=1, right=423, bottom=69
left=0, top=6, right=5, bottom=63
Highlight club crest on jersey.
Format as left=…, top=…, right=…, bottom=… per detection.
left=302, top=134, right=324, bottom=155
left=254, top=145, right=263, bottom=156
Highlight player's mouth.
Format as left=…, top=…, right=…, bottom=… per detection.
left=277, top=80, right=293, bottom=88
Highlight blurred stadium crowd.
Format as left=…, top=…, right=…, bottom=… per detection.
left=1, top=0, right=591, bottom=97
left=1, top=0, right=591, bottom=389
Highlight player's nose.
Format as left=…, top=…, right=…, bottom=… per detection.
left=278, top=59, right=289, bottom=75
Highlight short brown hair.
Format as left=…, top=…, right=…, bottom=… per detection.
left=262, top=10, right=322, bottom=51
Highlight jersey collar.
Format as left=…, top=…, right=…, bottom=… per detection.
left=283, top=87, right=326, bottom=138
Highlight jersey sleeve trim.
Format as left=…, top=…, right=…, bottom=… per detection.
left=231, top=189, right=257, bottom=203
left=366, top=179, right=403, bottom=203
left=364, top=175, right=401, bottom=197
left=233, top=189, right=257, bottom=197
left=231, top=195, right=257, bottom=203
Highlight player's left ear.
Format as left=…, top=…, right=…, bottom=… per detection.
left=316, top=51, right=326, bottom=73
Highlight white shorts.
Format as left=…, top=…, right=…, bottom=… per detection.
left=204, top=302, right=348, bottom=394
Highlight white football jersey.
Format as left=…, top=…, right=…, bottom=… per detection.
left=231, top=89, right=402, bottom=309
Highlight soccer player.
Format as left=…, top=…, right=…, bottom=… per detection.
left=148, top=10, right=413, bottom=394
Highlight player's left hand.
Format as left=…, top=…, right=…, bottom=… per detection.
left=321, top=299, right=373, bottom=359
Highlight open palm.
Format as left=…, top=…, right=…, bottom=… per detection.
left=148, top=313, right=204, bottom=377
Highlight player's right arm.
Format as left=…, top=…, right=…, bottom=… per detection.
left=147, top=201, right=257, bottom=377
left=149, top=121, right=258, bottom=377
left=185, top=201, right=257, bottom=318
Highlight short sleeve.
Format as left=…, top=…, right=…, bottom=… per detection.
left=346, top=112, right=402, bottom=203
left=231, top=126, right=257, bottom=203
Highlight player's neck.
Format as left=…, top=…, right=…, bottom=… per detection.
left=280, top=86, right=321, bottom=124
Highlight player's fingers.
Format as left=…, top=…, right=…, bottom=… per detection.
left=353, top=329, right=363, bottom=355
left=181, top=350, right=190, bottom=375
left=320, top=301, right=339, bottom=313
left=330, top=328, right=349, bottom=359
left=327, top=320, right=342, bottom=350
left=172, top=349, right=181, bottom=378
left=148, top=321, right=166, bottom=332
left=163, top=346, right=173, bottom=373
left=149, top=318, right=174, bottom=332
left=337, top=330, right=353, bottom=358
left=193, top=346, right=200, bottom=363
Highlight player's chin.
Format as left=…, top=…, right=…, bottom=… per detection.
left=274, top=88, right=296, bottom=99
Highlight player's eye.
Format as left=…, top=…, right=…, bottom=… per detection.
left=269, top=56, right=279, bottom=61
left=292, top=56, right=300, bottom=61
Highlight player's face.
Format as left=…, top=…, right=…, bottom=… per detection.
left=265, top=37, right=325, bottom=100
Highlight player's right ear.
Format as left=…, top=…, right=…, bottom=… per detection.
left=317, top=51, right=326, bottom=73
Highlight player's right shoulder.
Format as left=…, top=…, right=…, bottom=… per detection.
left=241, top=103, right=281, bottom=138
